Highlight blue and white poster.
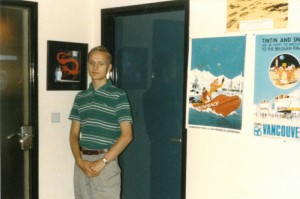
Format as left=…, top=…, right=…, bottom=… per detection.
left=187, top=36, right=246, bottom=132
left=254, top=33, right=300, bottom=141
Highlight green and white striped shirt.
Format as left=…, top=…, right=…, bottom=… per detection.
left=69, top=80, right=133, bottom=149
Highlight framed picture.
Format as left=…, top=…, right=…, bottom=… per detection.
left=47, top=40, right=88, bottom=90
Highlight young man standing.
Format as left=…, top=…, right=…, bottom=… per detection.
left=69, top=46, right=133, bottom=199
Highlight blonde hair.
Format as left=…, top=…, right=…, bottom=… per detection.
left=88, top=46, right=112, bottom=63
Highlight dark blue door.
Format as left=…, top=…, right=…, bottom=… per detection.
left=102, top=3, right=187, bottom=198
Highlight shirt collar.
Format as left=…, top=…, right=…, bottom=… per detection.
left=88, top=80, right=112, bottom=91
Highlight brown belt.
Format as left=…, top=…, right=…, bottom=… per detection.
left=80, top=147, right=108, bottom=155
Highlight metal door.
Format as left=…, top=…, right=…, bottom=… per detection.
left=102, top=2, right=188, bottom=199
left=0, top=1, right=38, bottom=199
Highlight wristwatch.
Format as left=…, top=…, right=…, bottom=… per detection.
left=102, top=157, right=109, bottom=164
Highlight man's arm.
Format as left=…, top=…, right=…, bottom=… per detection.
left=105, top=121, right=133, bottom=161
left=69, top=120, right=98, bottom=176
left=91, top=121, right=133, bottom=172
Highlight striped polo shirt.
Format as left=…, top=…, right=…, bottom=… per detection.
left=69, top=80, right=133, bottom=149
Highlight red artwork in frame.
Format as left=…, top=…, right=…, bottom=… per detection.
left=47, top=40, right=88, bottom=90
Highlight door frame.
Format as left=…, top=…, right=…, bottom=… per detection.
left=101, top=1, right=189, bottom=198
left=0, top=1, right=39, bottom=198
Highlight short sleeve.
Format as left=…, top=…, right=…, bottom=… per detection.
left=116, top=92, right=133, bottom=123
left=69, top=95, right=80, bottom=121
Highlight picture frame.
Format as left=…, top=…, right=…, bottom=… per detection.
left=47, top=40, right=88, bottom=90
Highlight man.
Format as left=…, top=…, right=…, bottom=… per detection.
left=69, top=46, right=133, bottom=199
left=207, top=77, right=224, bottom=99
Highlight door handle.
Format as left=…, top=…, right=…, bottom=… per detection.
left=6, top=126, right=33, bottom=150
left=7, top=133, right=21, bottom=139
left=169, top=138, right=182, bottom=143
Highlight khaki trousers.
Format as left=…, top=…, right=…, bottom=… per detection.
left=74, top=153, right=121, bottom=199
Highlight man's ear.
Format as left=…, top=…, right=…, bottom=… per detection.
left=106, top=64, right=113, bottom=79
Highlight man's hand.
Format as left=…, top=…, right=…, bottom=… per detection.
left=90, top=159, right=106, bottom=173
left=76, top=158, right=100, bottom=177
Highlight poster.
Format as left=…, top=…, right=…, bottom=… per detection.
left=187, top=36, right=246, bottom=132
left=254, top=33, right=300, bottom=141
left=227, top=0, right=288, bottom=32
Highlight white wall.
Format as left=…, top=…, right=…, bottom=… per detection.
left=187, top=1, right=300, bottom=199
left=26, top=0, right=300, bottom=198
left=35, top=0, right=92, bottom=198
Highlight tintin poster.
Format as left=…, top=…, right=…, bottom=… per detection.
left=254, top=33, right=300, bottom=141
left=227, top=0, right=288, bottom=32
left=187, top=36, right=246, bottom=132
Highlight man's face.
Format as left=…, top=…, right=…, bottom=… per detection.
left=87, top=51, right=112, bottom=81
